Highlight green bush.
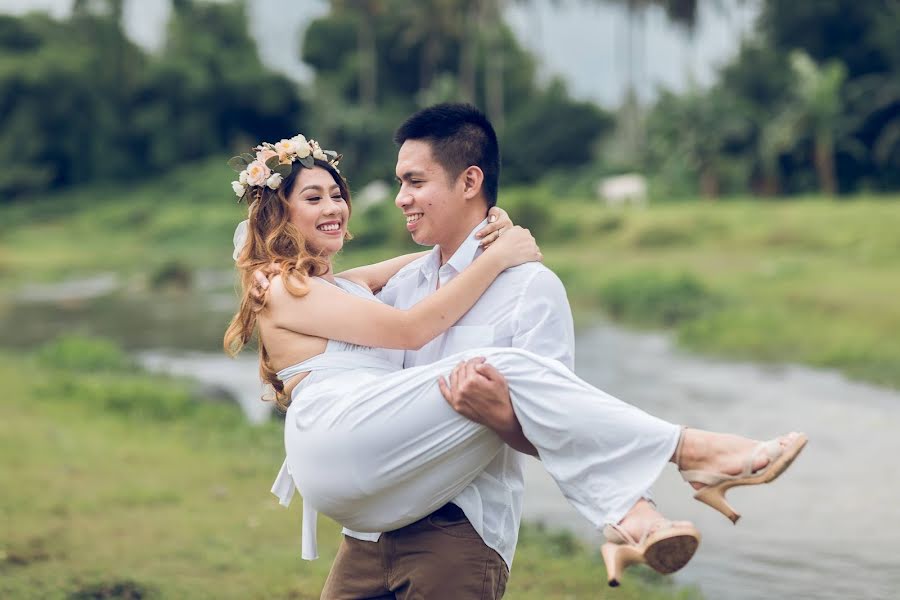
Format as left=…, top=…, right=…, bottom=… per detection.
left=35, top=335, right=134, bottom=372
left=598, top=271, right=722, bottom=327
left=149, top=260, right=193, bottom=290
left=589, top=213, right=625, bottom=235
left=503, top=195, right=554, bottom=239
left=629, top=223, right=696, bottom=248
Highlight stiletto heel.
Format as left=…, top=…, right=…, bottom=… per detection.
left=601, top=538, right=639, bottom=587
left=693, top=485, right=740, bottom=523
left=600, top=521, right=701, bottom=587
left=676, top=430, right=808, bottom=523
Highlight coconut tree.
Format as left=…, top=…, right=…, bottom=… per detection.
left=646, top=85, right=750, bottom=199
left=330, top=0, right=383, bottom=109
left=788, top=50, right=847, bottom=196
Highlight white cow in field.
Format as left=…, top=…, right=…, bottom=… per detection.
left=597, top=173, right=648, bottom=207
left=355, top=180, right=392, bottom=210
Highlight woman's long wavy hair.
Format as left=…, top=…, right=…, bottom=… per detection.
left=223, top=159, right=352, bottom=411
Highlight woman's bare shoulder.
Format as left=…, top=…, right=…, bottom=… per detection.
left=266, top=271, right=318, bottom=305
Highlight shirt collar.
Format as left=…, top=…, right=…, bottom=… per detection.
left=418, top=219, right=487, bottom=283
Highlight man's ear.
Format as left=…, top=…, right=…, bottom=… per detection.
left=461, top=166, right=485, bottom=200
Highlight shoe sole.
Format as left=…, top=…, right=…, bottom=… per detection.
left=760, top=434, right=808, bottom=484
left=643, top=529, right=701, bottom=574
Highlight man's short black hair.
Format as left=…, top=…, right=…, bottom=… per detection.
left=394, top=103, right=500, bottom=208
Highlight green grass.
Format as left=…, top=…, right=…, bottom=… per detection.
left=2, top=161, right=900, bottom=389
left=0, top=343, right=699, bottom=599
left=526, top=196, right=900, bottom=388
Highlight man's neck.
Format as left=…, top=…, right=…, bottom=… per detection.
left=438, top=211, right=487, bottom=265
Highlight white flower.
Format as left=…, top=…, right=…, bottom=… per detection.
left=274, top=139, right=295, bottom=159
left=232, top=181, right=246, bottom=197
left=266, top=173, right=283, bottom=189
left=245, top=160, right=271, bottom=187
left=294, top=138, right=311, bottom=158
left=313, top=147, right=326, bottom=160
left=238, top=170, right=248, bottom=184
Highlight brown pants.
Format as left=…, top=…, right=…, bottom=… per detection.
left=320, top=504, right=509, bottom=600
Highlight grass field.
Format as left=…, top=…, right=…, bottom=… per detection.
left=0, top=340, right=700, bottom=599
left=4, top=161, right=894, bottom=597
left=3, top=157, right=898, bottom=389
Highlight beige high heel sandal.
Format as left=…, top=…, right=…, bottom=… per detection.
left=600, top=521, right=701, bottom=587
left=676, top=430, right=808, bottom=524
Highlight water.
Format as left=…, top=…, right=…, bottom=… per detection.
left=522, top=325, right=900, bottom=600
left=4, top=280, right=899, bottom=599
left=137, top=320, right=900, bottom=599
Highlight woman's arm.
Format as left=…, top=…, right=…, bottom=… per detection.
left=335, top=207, right=514, bottom=293
left=267, top=227, right=540, bottom=350
left=336, top=251, right=429, bottom=294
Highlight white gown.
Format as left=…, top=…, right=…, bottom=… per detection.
left=271, top=277, right=681, bottom=560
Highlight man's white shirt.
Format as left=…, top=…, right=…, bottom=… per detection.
left=341, top=220, right=575, bottom=568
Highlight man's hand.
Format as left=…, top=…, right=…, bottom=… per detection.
left=249, top=262, right=280, bottom=312
left=438, top=357, right=538, bottom=456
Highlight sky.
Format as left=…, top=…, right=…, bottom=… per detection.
left=1, top=0, right=759, bottom=108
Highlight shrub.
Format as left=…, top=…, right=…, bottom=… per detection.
left=629, top=223, right=695, bottom=248
left=149, top=260, right=193, bottom=290
left=36, top=335, right=134, bottom=372
left=504, top=195, right=553, bottom=239
left=598, top=272, right=722, bottom=327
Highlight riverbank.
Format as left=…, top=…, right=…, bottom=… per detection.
left=2, top=157, right=898, bottom=389
left=0, top=340, right=699, bottom=599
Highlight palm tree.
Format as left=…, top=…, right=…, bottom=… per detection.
left=331, top=0, right=382, bottom=109
left=592, top=0, right=705, bottom=159
left=850, top=73, right=900, bottom=172
left=788, top=51, right=847, bottom=196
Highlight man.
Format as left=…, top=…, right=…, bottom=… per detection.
left=320, top=103, right=575, bottom=599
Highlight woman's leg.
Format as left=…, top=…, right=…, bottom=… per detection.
left=287, top=346, right=679, bottom=534
left=474, top=347, right=682, bottom=530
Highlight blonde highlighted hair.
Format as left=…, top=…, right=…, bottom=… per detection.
left=223, top=159, right=352, bottom=411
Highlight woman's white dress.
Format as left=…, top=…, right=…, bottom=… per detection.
left=271, top=277, right=680, bottom=559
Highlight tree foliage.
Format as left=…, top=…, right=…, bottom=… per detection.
left=644, top=0, right=899, bottom=196
left=0, top=1, right=305, bottom=201
left=301, top=0, right=613, bottom=185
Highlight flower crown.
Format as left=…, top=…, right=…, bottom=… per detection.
left=228, top=134, right=341, bottom=202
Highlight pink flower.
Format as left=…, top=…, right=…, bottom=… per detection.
left=255, top=148, right=278, bottom=165
left=245, top=160, right=271, bottom=187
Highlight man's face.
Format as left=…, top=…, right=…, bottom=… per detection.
left=394, top=140, right=466, bottom=247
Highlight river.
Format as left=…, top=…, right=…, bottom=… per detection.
left=133, top=323, right=900, bottom=599
left=4, top=279, right=898, bottom=599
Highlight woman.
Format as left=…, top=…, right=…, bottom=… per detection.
left=224, top=135, right=807, bottom=586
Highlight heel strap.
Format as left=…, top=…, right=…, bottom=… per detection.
left=673, top=426, right=689, bottom=470
left=603, top=520, right=675, bottom=546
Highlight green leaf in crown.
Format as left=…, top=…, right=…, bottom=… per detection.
left=227, top=156, right=249, bottom=172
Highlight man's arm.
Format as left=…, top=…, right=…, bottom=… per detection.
left=441, top=269, right=575, bottom=455
left=439, top=357, right=536, bottom=454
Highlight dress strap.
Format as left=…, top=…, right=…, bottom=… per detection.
left=271, top=459, right=319, bottom=560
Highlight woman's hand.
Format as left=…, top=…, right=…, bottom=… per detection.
left=249, top=262, right=280, bottom=311
left=483, top=225, right=542, bottom=269
left=476, top=206, right=514, bottom=248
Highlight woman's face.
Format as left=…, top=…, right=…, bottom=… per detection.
left=287, top=167, right=350, bottom=256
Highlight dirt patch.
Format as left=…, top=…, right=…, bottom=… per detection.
left=1, top=539, right=52, bottom=567
left=68, top=580, right=153, bottom=599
